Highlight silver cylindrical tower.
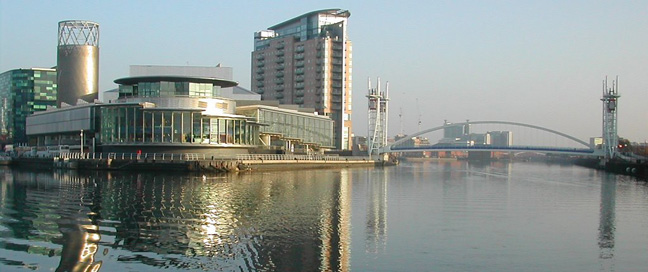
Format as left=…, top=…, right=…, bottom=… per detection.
left=57, top=20, right=99, bottom=107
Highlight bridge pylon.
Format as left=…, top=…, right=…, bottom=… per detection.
left=601, top=76, right=620, bottom=160
left=367, top=78, right=389, bottom=157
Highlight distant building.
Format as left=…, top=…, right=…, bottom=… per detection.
left=468, top=133, right=491, bottom=146
left=252, top=9, right=353, bottom=150
left=590, top=137, right=603, bottom=149
left=489, top=131, right=513, bottom=147
left=443, top=122, right=465, bottom=140
left=352, top=136, right=368, bottom=156
left=0, top=68, right=57, bottom=144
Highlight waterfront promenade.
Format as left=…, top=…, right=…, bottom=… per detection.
left=13, top=152, right=381, bottom=172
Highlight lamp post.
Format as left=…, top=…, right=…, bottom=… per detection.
left=80, top=129, right=84, bottom=155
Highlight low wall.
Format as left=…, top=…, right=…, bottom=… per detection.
left=12, top=152, right=382, bottom=173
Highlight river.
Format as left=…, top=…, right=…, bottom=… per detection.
left=0, top=161, right=647, bottom=271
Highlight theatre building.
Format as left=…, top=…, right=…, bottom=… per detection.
left=26, top=76, right=334, bottom=155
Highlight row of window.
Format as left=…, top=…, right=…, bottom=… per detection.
left=257, top=109, right=333, bottom=147
left=0, top=70, right=57, bottom=143
left=119, top=82, right=221, bottom=99
left=101, top=106, right=259, bottom=146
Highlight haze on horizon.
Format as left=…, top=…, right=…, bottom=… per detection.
left=1, top=0, right=646, bottom=142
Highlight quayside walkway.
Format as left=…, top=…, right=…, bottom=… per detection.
left=13, top=152, right=379, bottom=173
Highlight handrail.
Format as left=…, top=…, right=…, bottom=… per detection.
left=236, top=154, right=370, bottom=161
left=44, top=152, right=371, bottom=162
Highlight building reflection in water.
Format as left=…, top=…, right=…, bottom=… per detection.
left=51, top=171, right=103, bottom=272
left=365, top=168, right=391, bottom=253
left=598, top=173, right=616, bottom=266
left=0, top=169, right=103, bottom=272
left=0, top=168, right=352, bottom=271
left=364, top=168, right=387, bottom=254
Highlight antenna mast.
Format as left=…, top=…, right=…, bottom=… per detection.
left=399, top=107, right=403, bottom=135
left=416, top=99, right=422, bottom=132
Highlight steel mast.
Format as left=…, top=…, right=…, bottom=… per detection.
left=367, top=77, right=389, bottom=157
left=601, top=76, right=620, bottom=160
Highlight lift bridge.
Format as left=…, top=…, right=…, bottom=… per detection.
left=369, top=77, right=621, bottom=159
left=380, top=120, right=603, bottom=157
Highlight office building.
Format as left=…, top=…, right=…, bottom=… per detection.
left=0, top=68, right=57, bottom=144
left=489, top=131, right=513, bottom=147
left=443, top=122, right=465, bottom=140
left=57, top=20, right=99, bottom=107
left=252, top=9, right=352, bottom=150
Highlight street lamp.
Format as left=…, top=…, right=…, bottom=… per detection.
left=80, top=129, right=84, bottom=155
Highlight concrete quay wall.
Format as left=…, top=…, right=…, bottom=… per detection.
left=12, top=153, right=381, bottom=173
left=575, top=157, right=648, bottom=180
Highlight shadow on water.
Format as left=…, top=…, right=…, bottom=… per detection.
left=0, top=168, right=352, bottom=271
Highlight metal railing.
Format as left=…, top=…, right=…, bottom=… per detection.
left=236, top=154, right=371, bottom=162
left=55, top=152, right=230, bottom=161
left=49, top=152, right=372, bottom=162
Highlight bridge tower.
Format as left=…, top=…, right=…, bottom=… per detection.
left=367, top=78, right=389, bottom=157
left=601, top=77, right=620, bottom=159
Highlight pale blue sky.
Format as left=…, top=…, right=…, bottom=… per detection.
left=1, top=0, right=647, bottom=142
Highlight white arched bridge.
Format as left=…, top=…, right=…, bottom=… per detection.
left=379, top=121, right=605, bottom=157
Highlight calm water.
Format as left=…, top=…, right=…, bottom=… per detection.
left=1, top=161, right=647, bottom=271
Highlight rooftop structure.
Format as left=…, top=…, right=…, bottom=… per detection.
left=129, top=65, right=260, bottom=101
left=57, top=20, right=99, bottom=107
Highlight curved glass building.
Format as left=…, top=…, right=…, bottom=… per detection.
left=101, top=76, right=260, bottom=154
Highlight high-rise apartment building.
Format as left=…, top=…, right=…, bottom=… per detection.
left=251, top=9, right=352, bottom=150
left=0, top=68, right=57, bottom=144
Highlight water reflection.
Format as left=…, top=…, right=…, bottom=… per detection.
left=364, top=168, right=387, bottom=253
left=0, top=168, right=352, bottom=271
left=2, top=162, right=647, bottom=271
left=599, top=173, right=616, bottom=267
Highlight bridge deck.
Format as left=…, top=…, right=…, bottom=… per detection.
left=388, top=145, right=599, bottom=156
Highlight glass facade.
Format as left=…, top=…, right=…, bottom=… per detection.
left=100, top=106, right=259, bottom=146
left=237, top=107, right=334, bottom=148
left=0, top=68, right=57, bottom=144
left=119, top=81, right=221, bottom=98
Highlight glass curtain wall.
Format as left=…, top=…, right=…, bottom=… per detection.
left=256, top=109, right=333, bottom=147
left=101, top=106, right=258, bottom=145
left=119, top=81, right=222, bottom=99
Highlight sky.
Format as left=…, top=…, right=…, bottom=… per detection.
left=1, top=0, right=647, bottom=142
